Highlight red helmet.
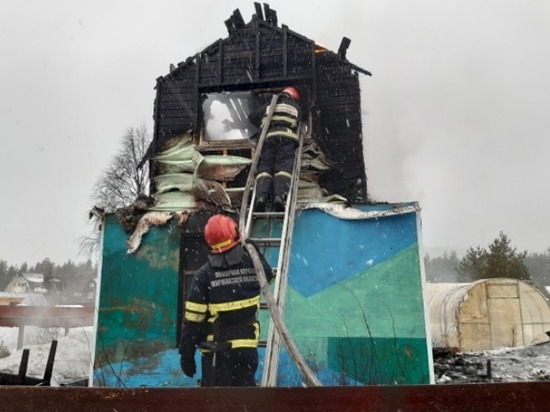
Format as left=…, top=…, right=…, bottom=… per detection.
left=204, top=214, right=241, bottom=254
left=282, top=87, right=300, bottom=101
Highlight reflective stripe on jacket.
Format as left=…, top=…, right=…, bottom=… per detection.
left=179, top=244, right=273, bottom=354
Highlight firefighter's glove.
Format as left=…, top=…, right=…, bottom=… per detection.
left=180, top=355, right=196, bottom=378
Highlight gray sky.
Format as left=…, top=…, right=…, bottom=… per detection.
left=1, top=0, right=549, bottom=266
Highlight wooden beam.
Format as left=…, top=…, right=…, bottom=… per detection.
left=0, top=305, right=94, bottom=328
left=338, top=37, right=351, bottom=59
left=282, top=25, right=288, bottom=78
left=254, top=2, right=264, bottom=20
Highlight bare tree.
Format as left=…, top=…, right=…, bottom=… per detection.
left=92, top=124, right=151, bottom=211
left=79, top=125, right=151, bottom=261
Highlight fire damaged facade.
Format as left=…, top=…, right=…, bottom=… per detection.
left=149, top=3, right=371, bottom=206
left=94, top=4, right=432, bottom=388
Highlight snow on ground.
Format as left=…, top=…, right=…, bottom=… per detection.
left=433, top=342, right=550, bottom=384
left=0, top=326, right=94, bottom=386
left=2, top=324, right=550, bottom=386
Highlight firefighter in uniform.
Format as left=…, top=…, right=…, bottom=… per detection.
left=249, top=86, right=302, bottom=212
left=179, top=214, right=273, bottom=386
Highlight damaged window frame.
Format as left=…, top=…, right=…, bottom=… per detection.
left=197, top=90, right=260, bottom=150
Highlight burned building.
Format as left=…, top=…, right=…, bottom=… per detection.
left=94, top=4, right=431, bottom=388
left=148, top=3, right=371, bottom=210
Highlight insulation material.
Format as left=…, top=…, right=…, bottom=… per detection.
left=126, top=211, right=173, bottom=254
left=196, top=155, right=251, bottom=181
left=155, top=150, right=204, bottom=174
left=189, top=178, right=231, bottom=208
left=153, top=173, right=194, bottom=194
left=301, top=133, right=333, bottom=172
left=151, top=133, right=249, bottom=210
left=426, top=279, right=550, bottom=352
left=154, top=135, right=200, bottom=174
left=149, top=191, right=199, bottom=211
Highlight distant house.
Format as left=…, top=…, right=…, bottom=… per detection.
left=4, top=273, right=47, bottom=295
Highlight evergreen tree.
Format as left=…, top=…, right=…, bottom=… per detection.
left=424, top=250, right=461, bottom=282
left=525, top=248, right=550, bottom=285
left=457, top=246, right=486, bottom=282
left=0, top=260, right=8, bottom=290
left=457, top=232, right=531, bottom=282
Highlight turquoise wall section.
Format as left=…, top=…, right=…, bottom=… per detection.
left=257, top=205, right=431, bottom=385
left=93, top=204, right=431, bottom=387
left=93, top=215, right=187, bottom=386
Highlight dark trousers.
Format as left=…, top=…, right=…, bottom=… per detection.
left=200, top=348, right=258, bottom=386
left=256, top=136, right=298, bottom=200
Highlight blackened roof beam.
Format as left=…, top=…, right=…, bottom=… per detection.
left=225, top=9, right=245, bottom=35
left=263, top=3, right=278, bottom=26
left=336, top=36, right=372, bottom=76
left=338, top=37, right=351, bottom=59
left=254, top=2, right=264, bottom=20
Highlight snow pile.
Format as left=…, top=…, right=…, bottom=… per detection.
left=434, top=341, right=550, bottom=384
left=0, top=326, right=94, bottom=386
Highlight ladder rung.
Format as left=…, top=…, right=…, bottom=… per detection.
left=252, top=211, right=285, bottom=219
left=249, top=238, right=281, bottom=246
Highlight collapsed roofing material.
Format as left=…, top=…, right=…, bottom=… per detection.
left=426, top=278, right=550, bottom=352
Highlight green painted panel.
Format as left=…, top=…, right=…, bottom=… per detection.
left=326, top=337, right=431, bottom=384
left=94, top=215, right=181, bottom=385
left=285, top=245, right=424, bottom=339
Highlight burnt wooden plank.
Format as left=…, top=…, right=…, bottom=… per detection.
left=157, top=93, right=194, bottom=104
left=283, top=25, right=288, bottom=77
left=254, top=22, right=260, bottom=80
left=158, top=110, right=195, bottom=121
left=157, top=115, right=194, bottom=126
left=217, top=39, right=223, bottom=84
left=157, top=103, right=192, bottom=113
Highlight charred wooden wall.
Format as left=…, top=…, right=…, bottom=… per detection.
left=151, top=11, right=369, bottom=203
left=152, top=20, right=315, bottom=144
left=315, top=52, right=366, bottom=202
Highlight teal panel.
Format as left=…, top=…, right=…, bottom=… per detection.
left=94, top=215, right=183, bottom=387
left=284, top=245, right=424, bottom=339
left=266, top=205, right=431, bottom=385
left=326, top=337, right=430, bottom=384
left=94, top=204, right=431, bottom=387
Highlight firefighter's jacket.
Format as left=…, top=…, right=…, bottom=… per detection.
left=249, top=93, right=301, bottom=143
left=179, top=243, right=273, bottom=357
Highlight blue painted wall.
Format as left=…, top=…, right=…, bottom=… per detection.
left=93, top=204, right=431, bottom=387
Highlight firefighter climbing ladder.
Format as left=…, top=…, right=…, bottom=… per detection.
left=239, top=94, right=321, bottom=387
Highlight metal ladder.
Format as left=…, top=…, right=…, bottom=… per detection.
left=248, top=124, right=305, bottom=386
left=238, top=97, right=321, bottom=387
